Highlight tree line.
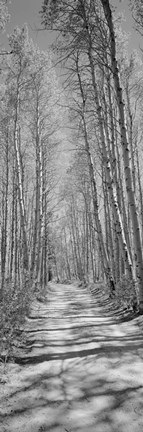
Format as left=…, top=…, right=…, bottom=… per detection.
left=0, top=11, right=65, bottom=331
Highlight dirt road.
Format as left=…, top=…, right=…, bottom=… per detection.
left=1, top=282, right=143, bottom=432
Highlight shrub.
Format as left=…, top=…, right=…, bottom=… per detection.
left=115, top=275, right=138, bottom=310
left=0, top=273, right=35, bottom=361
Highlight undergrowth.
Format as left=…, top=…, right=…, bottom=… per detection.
left=0, top=274, right=36, bottom=363
left=88, top=276, right=139, bottom=313
left=115, top=275, right=139, bottom=311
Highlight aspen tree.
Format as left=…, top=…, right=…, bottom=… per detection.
left=136, top=145, right=143, bottom=247
left=14, top=82, right=29, bottom=271
left=0, top=125, right=9, bottom=295
left=76, top=53, right=133, bottom=290
left=7, top=27, right=32, bottom=272
left=63, top=227, right=71, bottom=280
left=100, top=0, right=143, bottom=310
left=40, top=0, right=137, bottom=289
left=10, top=163, right=15, bottom=280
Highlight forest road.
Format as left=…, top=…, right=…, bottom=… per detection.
left=1, top=282, right=143, bottom=432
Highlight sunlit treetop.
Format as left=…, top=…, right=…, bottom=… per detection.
left=40, top=0, right=102, bottom=31
left=129, top=0, right=143, bottom=35
left=0, top=0, right=10, bottom=33
left=40, top=0, right=61, bottom=28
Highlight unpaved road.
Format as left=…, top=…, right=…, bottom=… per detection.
left=1, top=282, right=143, bottom=432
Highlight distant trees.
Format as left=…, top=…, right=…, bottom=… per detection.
left=40, top=0, right=143, bottom=311
left=54, top=154, right=101, bottom=283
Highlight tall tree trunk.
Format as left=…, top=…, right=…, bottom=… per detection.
left=84, top=44, right=134, bottom=282
left=14, top=80, right=29, bottom=271
left=72, top=199, right=84, bottom=280
left=31, top=100, right=40, bottom=278
left=63, top=228, right=71, bottom=280
left=1, top=129, right=9, bottom=297
left=76, top=56, right=115, bottom=292
left=14, top=182, right=18, bottom=288
left=101, top=0, right=143, bottom=309
left=10, top=162, right=15, bottom=281
left=68, top=220, right=77, bottom=278
left=136, top=145, right=143, bottom=248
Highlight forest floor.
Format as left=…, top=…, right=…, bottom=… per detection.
left=1, top=282, right=143, bottom=432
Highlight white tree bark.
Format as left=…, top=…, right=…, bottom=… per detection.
left=86, top=47, right=134, bottom=281
left=101, top=0, right=143, bottom=309
left=14, top=80, right=29, bottom=271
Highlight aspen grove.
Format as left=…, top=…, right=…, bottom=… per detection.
left=1, top=0, right=143, bottom=351
left=40, top=0, right=143, bottom=311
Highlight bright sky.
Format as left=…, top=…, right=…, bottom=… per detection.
left=0, top=0, right=143, bottom=54
left=1, top=0, right=55, bottom=51
left=111, top=0, right=143, bottom=53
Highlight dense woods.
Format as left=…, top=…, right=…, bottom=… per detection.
left=1, top=0, right=143, bottom=356
left=0, top=10, right=66, bottom=348
left=40, top=0, right=143, bottom=310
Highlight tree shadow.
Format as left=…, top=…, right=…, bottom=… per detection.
left=1, top=359, right=143, bottom=432
left=1, top=282, right=143, bottom=431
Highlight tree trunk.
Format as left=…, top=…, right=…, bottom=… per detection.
left=86, top=45, right=134, bottom=282
left=101, top=0, right=143, bottom=310
left=14, top=80, right=29, bottom=271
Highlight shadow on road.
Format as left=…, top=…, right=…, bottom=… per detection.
left=1, top=282, right=143, bottom=432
